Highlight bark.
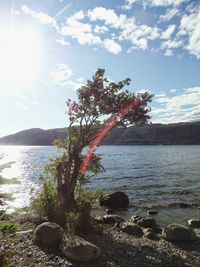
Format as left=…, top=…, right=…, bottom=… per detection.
left=56, top=152, right=81, bottom=213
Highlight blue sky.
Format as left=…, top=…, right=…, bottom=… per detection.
left=0, top=0, right=200, bottom=137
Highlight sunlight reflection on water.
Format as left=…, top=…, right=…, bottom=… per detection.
left=0, top=145, right=200, bottom=225
left=0, top=146, right=44, bottom=212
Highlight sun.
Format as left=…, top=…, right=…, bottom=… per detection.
left=0, top=26, right=41, bottom=90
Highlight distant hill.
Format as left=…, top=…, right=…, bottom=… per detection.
left=0, top=122, right=200, bottom=146
left=102, top=122, right=200, bottom=145
left=0, top=128, right=67, bottom=146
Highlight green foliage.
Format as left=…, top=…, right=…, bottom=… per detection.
left=65, top=188, right=106, bottom=233
left=31, top=176, right=60, bottom=222
left=0, top=221, right=18, bottom=234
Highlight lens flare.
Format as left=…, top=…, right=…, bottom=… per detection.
left=80, top=99, right=142, bottom=175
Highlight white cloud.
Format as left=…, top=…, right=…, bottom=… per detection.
left=178, top=8, right=200, bottom=58
left=20, top=4, right=200, bottom=58
left=94, top=25, right=109, bottom=34
left=152, top=87, right=200, bottom=123
left=88, top=7, right=160, bottom=51
left=60, top=10, right=122, bottom=54
left=71, top=10, right=85, bottom=21
left=170, top=88, right=177, bottom=93
left=161, top=39, right=183, bottom=49
left=144, top=0, right=188, bottom=7
left=160, top=8, right=178, bottom=21
left=156, top=92, right=166, bottom=97
left=56, top=37, right=70, bottom=46
left=120, top=21, right=160, bottom=50
left=50, top=64, right=73, bottom=86
left=103, top=39, right=122, bottom=54
left=164, top=49, right=173, bottom=56
left=60, top=15, right=101, bottom=45
left=122, top=0, right=188, bottom=8
left=50, top=64, right=83, bottom=90
left=21, top=5, right=59, bottom=31
left=88, top=7, right=121, bottom=28
left=161, top=24, right=176, bottom=39
left=122, top=0, right=137, bottom=10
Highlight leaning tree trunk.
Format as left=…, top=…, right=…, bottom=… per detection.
left=56, top=153, right=81, bottom=220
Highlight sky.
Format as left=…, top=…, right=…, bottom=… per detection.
left=0, top=0, right=200, bottom=137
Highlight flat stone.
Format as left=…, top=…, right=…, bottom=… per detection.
left=16, top=230, right=34, bottom=235
left=60, top=235, right=101, bottom=262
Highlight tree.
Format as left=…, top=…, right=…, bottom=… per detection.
left=47, top=69, right=153, bottom=215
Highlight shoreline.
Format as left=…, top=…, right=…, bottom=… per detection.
left=1, top=195, right=200, bottom=227
left=1, top=208, right=200, bottom=267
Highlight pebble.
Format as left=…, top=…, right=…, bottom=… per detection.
left=3, top=214, right=200, bottom=267
left=27, top=251, right=33, bottom=257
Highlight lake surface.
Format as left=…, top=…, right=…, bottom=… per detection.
left=0, top=145, right=200, bottom=226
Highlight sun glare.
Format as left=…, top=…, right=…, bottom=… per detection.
left=0, top=27, right=41, bottom=90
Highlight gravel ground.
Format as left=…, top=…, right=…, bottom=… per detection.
left=1, top=215, right=200, bottom=267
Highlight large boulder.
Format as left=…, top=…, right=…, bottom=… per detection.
left=130, top=216, right=157, bottom=229
left=188, top=219, right=200, bottom=228
left=162, top=224, right=197, bottom=242
left=120, top=222, right=143, bottom=237
left=60, top=235, right=101, bottom=262
left=33, top=222, right=64, bottom=248
left=100, top=191, right=129, bottom=209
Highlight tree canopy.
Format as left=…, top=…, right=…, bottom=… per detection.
left=35, top=68, right=153, bottom=223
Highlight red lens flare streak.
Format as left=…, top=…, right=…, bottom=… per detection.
left=80, top=99, right=142, bottom=175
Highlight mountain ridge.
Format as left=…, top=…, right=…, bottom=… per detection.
left=0, top=122, right=200, bottom=146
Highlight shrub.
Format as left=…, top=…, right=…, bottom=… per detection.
left=31, top=176, right=60, bottom=223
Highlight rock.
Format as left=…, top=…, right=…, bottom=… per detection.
left=27, top=251, right=33, bottom=257
left=130, top=216, right=157, bottom=229
left=102, top=215, right=125, bottom=224
left=162, top=223, right=197, bottom=242
left=33, top=222, right=64, bottom=248
left=120, top=222, right=143, bottom=237
left=147, top=210, right=158, bottom=215
left=188, top=219, right=200, bottom=228
left=100, top=191, right=129, bottom=209
left=106, top=209, right=114, bottom=214
left=143, top=228, right=156, bottom=239
left=60, top=235, right=101, bottom=262
left=16, top=229, right=34, bottom=235
left=93, top=216, right=104, bottom=224
left=130, top=215, right=142, bottom=222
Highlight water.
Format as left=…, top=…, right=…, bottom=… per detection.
left=0, top=145, right=200, bottom=226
